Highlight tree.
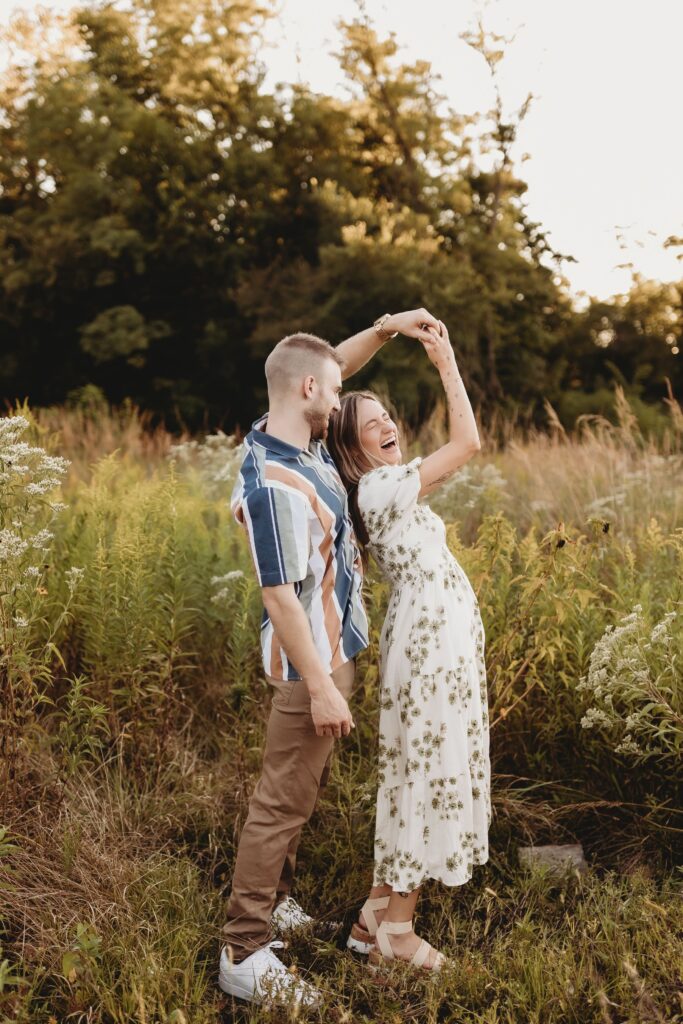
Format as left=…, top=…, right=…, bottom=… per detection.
left=1, top=1, right=676, bottom=432
left=0, top=0, right=273, bottom=426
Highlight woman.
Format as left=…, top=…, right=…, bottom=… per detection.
left=326, top=321, right=491, bottom=971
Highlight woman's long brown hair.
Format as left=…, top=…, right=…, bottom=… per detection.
left=326, top=390, right=391, bottom=567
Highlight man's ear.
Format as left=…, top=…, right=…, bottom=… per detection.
left=302, top=374, right=316, bottom=399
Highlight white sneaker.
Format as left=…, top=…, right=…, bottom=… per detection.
left=271, top=895, right=315, bottom=933
left=218, top=940, right=321, bottom=1008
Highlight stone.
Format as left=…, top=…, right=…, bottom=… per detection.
left=518, top=843, right=588, bottom=876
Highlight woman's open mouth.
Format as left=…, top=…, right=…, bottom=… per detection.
left=380, top=435, right=398, bottom=452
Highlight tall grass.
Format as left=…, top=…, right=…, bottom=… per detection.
left=0, top=390, right=681, bottom=1022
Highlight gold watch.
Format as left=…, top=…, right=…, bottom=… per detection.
left=374, top=313, right=399, bottom=341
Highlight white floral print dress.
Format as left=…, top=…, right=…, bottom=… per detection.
left=357, top=456, right=491, bottom=892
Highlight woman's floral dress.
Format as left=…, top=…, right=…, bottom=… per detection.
left=357, top=456, right=491, bottom=892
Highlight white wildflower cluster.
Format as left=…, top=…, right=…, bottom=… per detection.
left=622, top=454, right=682, bottom=484
left=169, top=432, right=243, bottom=494
left=0, top=528, right=29, bottom=562
left=0, top=415, right=71, bottom=626
left=579, top=707, right=612, bottom=730
left=577, top=605, right=642, bottom=700
left=614, top=736, right=644, bottom=757
left=584, top=491, right=626, bottom=518
left=427, top=461, right=508, bottom=518
left=0, top=416, right=69, bottom=488
left=211, top=570, right=244, bottom=603
left=577, top=604, right=681, bottom=762
left=584, top=453, right=682, bottom=523
left=31, top=528, right=55, bottom=550
left=64, top=566, right=86, bottom=593
left=648, top=610, right=677, bottom=644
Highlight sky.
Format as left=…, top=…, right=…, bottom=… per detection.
left=2, top=0, right=682, bottom=305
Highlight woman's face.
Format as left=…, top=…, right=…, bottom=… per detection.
left=358, top=397, right=401, bottom=466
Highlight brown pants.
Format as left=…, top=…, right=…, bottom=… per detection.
left=222, top=659, right=355, bottom=962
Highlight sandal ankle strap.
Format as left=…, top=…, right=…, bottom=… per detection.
left=375, top=918, right=413, bottom=960
left=364, top=896, right=390, bottom=910
left=377, top=919, right=413, bottom=935
left=360, top=895, right=390, bottom=936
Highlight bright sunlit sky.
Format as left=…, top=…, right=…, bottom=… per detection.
left=2, top=0, right=682, bottom=304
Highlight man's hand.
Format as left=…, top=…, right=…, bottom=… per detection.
left=385, top=308, right=441, bottom=343
left=308, top=677, right=355, bottom=738
left=336, top=306, right=442, bottom=379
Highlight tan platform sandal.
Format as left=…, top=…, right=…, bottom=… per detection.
left=345, top=895, right=390, bottom=955
left=368, top=919, right=449, bottom=972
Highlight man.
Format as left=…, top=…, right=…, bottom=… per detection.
left=219, top=309, right=439, bottom=1008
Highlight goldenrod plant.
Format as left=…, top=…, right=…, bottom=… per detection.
left=0, top=395, right=681, bottom=1022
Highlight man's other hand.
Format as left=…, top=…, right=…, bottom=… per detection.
left=309, top=678, right=355, bottom=738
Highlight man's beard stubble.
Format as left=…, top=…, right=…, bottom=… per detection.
left=304, top=405, right=329, bottom=441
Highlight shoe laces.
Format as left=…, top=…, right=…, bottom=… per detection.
left=259, top=942, right=318, bottom=1004
left=278, top=896, right=309, bottom=922
left=263, top=939, right=285, bottom=965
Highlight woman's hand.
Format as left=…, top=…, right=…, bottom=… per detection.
left=416, top=319, right=480, bottom=498
left=385, top=308, right=441, bottom=343
left=420, top=320, right=457, bottom=374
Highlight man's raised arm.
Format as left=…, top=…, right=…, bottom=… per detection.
left=335, top=308, right=441, bottom=380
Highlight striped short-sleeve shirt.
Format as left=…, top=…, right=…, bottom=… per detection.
left=231, top=415, right=369, bottom=681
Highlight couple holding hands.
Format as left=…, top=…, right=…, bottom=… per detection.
left=219, top=308, right=491, bottom=1008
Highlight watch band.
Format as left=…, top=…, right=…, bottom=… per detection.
left=374, top=313, right=398, bottom=341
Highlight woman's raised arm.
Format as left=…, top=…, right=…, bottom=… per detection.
left=417, top=321, right=481, bottom=498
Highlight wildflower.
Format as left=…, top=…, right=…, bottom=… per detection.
left=614, top=735, right=644, bottom=757
left=580, top=707, right=612, bottom=730
left=211, top=571, right=245, bottom=603
left=31, top=528, right=54, bottom=549
left=211, top=570, right=244, bottom=585
left=65, top=566, right=85, bottom=592
left=169, top=432, right=242, bottom=491
left=25, top=479, right=63, bottom=495
left=0, top=529, right=30, bottom=561
left=37, top=454, right=69, bottom=475
left=579, top=603, right=680, bottom=763
left=13, top=616, right=29, bottom=628
left=650, top=612, right=676, bottom=644
left=0, top=414, right=30, bottom=440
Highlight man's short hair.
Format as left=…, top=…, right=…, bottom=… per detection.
left=265, top=332, right=345, bottom=396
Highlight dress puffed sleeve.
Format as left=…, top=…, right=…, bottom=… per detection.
left=356, top=456, right=422, bottom=543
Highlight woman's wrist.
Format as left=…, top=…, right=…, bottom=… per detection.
left=439, top=357, right=461, bottom=381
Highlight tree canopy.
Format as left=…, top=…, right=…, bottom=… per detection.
left=0, top=0, right=680, bottom=431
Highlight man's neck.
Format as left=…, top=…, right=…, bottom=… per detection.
left=262, top=409, right=312, bottom=451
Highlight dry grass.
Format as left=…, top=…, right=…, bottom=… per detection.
left=3, top=738, right=681, bottom=1023
left=1, top=391, right=681, bottom=1022
left=27, top=401, right=185, bottom=482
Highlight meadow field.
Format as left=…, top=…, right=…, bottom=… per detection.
left=0, top=390, right=681, bottom=1023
